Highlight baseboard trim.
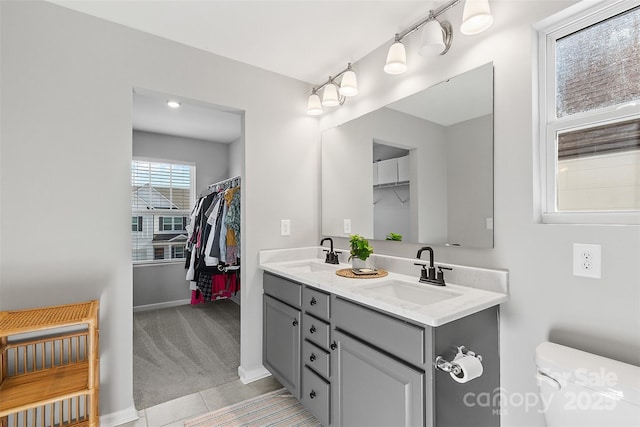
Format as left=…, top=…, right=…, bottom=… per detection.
left=100, top=405, right=138, bottom=427
left=133, top=299, right=191, bottom=312
left=238, top=365, right=271, bottom=384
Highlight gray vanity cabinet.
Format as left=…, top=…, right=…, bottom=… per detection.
left=332, top=329, right=425, bottom=427
left=263, top=273, right=302, bottom=398
left=301, top=286, right=332, bottom=426
left=262, top=271, right=500, bottom=427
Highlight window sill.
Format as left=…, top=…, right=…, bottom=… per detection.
left=133, top=260, right=186, bottom=267
left=542, top=211, right=640, bottom=225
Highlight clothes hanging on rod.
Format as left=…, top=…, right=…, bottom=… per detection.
left=185, top=176, right=241, bottom=304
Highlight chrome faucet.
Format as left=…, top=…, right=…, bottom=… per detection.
left=414, top=246, right=451, bottom=286
left=320, top=237, right=340, bottom=264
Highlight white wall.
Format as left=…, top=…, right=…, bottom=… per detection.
left=320, top=1, right=640, bottom=426
left=0, top=1, right=318, bottom=423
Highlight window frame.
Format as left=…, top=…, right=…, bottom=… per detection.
left=131, top=157, right=196, bottom=265
left=536, top=0, right=640, bottom=224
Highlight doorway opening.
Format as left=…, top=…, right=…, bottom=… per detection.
left=131, top=87, right=246, bottom=410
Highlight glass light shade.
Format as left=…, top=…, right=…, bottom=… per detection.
left=307, top=93, right=323, bottom=115
left=322, top=83, right=340, bottom=107
left=384, top=41, right=407, bottom=75
left=339, top=70, right=358, bottom=97
left=460, top=0, right=494, bottom=35
left=419, top=20, right=446, bottom=56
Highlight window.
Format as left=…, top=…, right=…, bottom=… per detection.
left=131, top=216, right=143, bottom=232
left=161, top=216, right=186, bottom=232
left=171, top=246, right=185, bottom=259
left=131, top=159, right=195, bottom=263
left=538, top=1, right=640, bottom=224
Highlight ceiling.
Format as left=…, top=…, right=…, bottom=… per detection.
left=50, top=1, right=478, bottom=142
left=50, top=0, right=435, bottom=84
left=133, top=88, right=243, bottom=142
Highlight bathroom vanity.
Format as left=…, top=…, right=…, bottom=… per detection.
left=260, top=248, right=508, bottom=427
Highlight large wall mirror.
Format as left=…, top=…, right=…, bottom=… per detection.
left=322, top=62, right=494, bottom=249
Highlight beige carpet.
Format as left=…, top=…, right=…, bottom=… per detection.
left=184, top=388, right=320, bottom=427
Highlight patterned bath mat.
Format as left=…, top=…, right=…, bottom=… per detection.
left=184, top=388, right=321, bottom=427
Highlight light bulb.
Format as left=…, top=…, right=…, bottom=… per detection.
left=384, top=41, right=407, bottom=75
left=419, top=20, right=446, bottom=56
left=307, top=93, right=323, bottom=115
left=461, top=0, right=493, bottom=35
left=322, top=83, right=340, bottom=107
left=339, top=69, right=358, bottom=97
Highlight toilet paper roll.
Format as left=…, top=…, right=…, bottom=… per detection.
left=450, top=355, right=483, bottom=383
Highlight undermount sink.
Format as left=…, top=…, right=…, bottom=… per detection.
left=281, top=260, right=340, bottom=273
left=352, top=280, right=461, bottom=306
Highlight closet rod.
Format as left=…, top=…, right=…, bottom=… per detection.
left=201, top=175, right=241, bottom=197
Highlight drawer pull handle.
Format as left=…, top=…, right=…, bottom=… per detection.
left=310, top=353, right=316, bottom=362
left=309, top=326, right=316, bottom=334
left=310, top=297, right=317, bottom=306
left=330, top=341, right=337, bottom=350
left=292, top=319, right=298, bottom=327
left=309, top=390, right=316, bottom=399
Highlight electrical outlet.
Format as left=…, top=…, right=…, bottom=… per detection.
left=280, top=219, right=291, bottom=236
left=344, top=219, right=351, bottom=234
left=573, top=243, right=601, bottom=279
left=486, top=218, right=494, bottom=230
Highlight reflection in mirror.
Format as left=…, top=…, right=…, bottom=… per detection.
left=322, top=62, right=493, bottom=248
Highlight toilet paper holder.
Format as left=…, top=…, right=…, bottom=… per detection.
left=435, top=345, right=482, bottom=375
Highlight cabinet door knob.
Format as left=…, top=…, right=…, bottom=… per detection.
left=309, top=326, right=316, bottom=334
left=330, top=341, right=337, bottom=350
left=292, top=319, right=298, bottom=327
left=309, top=390, right=316, bottom=399
left=310, top=353, right=316, bottom=362
left=310, top=297, right=317, bottom=306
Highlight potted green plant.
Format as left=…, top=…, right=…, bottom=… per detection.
left=385, top=232, right=403, bottom=241
left=349, top=234, right=374, bottom=269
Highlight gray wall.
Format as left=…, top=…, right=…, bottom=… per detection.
left=132, top=130, right=232, bottom=308
left=320, top=1, right=639, bottom=426
left=446, top=114, right=493, bottom=248
left=133, top=130, right=231, bottom=196
left=1, top=2, right=318, bottom=423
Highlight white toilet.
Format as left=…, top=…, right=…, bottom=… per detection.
left=535, top=342, right=640, bottom=426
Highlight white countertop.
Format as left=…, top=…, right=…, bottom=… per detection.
left=259, top=248, right=509, bottom=327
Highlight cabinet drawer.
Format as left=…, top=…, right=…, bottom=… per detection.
left=333, top=297, right=424, bottom=365
left=302, top=367, right=330, bottom=426
left=303, top=340, right=330, bottom=379
left=303, top=286, right=330, bottom=319
left=263, top=273, right=302, bottom=308
left=303, top=313, right=330, bottom=349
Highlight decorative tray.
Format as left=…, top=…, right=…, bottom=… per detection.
left=336, top=268, right=388, bottom=279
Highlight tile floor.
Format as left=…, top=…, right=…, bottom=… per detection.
left=119, top=376, right=283, bottom=427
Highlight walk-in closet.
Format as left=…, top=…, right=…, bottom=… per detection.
left=131, top=88, right=244, bottom=410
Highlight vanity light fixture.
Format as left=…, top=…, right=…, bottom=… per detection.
left=166, top=100, right=182, bottom=109
left=384, top=0, right=493, bottom=74
left=306, top=63, right=358, bottom=115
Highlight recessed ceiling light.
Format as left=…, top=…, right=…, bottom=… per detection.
left=166, top=100, right=181, bottom=109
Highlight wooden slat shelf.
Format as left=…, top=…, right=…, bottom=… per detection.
left=0, top=301, right=98, bottom=336
left=0, top=300, right=99, bottom=427
left=0, top=362, right=89, bottom=415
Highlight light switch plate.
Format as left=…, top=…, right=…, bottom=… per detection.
left=280, top=219, right=291, bottom=236
left=344, top=219, right=351, bottom=234
left=573, top=243, right=601, bottom=278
